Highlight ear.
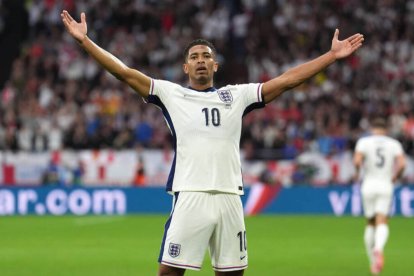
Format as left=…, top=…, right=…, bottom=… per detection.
left=213, top=62, right=219, bottom=72
left=183, top=63, right=189, bottom=74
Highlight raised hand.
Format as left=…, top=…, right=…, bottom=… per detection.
left=61, top=10, right=87, bottom=43
left=331, top=29, right=364, bottom=59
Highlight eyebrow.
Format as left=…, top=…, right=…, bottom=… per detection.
left=189, top=51, right=212, bottom=57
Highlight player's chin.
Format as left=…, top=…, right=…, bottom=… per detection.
left=195, top=75, right=210, bottom=84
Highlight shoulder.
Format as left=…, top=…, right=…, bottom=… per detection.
left=219, top=83, right=262, bottom=91
left=356, top=136, right=370, bottom=145
left=380, top=135, right=400, bottom=145
left=355, top=136, right=372, bottom=152
left=387, top=137, right=404, bottom=149
left=150, top=79, right=186, bottom=97
left=152, top=79, right=183, bottom=90
left=388, top=136, right=401, bottom=144
left=372, top=136, right=403, bottom=152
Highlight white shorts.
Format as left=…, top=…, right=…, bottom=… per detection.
left=159, top=191, right=248, bottom=272
left=361, top=190, right=393, bottom=218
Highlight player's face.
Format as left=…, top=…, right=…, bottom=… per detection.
left=183, top=45, right=218, bottom=85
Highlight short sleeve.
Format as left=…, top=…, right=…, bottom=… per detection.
left=148, top=79, right=167, bottom=98
left=355, top=139, right=366, bottom=153
left=240, top=83, right=265, bottom=116
left=145, top=78, right=177, bottom=105
left=395, top=141, right=404, bottom=155
left=243, top=83, right=263, bottom=106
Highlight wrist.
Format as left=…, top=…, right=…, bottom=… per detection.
left=77, top=34, right=88, bottom=45
left=327, top=50, right=337, bottom=61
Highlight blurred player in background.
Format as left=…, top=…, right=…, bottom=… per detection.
left=353, top=118, right=406, bottom=275
left=61, top=10, right=363, bottom=276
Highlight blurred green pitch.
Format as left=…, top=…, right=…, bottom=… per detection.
left=0, top=215, right=413, bottom=276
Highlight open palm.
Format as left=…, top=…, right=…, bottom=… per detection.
left=331, top=29, right=364, bottom=59
left=61, top=10, right=87, bottom=42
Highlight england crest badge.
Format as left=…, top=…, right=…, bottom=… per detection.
left=168, top=243, right=181, bottom=258
left=217, top=89, right=233, bottom=104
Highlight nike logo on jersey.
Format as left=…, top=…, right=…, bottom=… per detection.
left=240, top=255, right=246, bottom=260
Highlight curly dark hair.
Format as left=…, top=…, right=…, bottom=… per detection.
left=183, top=39, right=217, bottom=62
left=371, top=117, right=387, bottom=129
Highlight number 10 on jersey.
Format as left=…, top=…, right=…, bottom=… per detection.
left=202, top=108, right=221, bottom=127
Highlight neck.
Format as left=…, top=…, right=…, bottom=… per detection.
left=189, top=80, right=214, bottom=91
left=372, top=128, right=386, bottom=135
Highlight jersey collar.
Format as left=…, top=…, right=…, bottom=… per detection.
left=188, top=86, right=217, bottom=93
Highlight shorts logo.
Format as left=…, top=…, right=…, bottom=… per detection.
left=168, top=243, right=181, bottom=258
left=217, top=90, right=233, bottom=103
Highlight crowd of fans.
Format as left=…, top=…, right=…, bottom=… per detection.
left=1, top=0, right=414, bottom=160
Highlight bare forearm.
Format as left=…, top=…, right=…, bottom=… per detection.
left=392, top=166, right=405, bottom=182
left=354, top=167, right=360, bottom=178
left=262, top=51, right=336, bottom=103
left=61, top=10, right=150, bottom=96
left=392, top=155, right=406, bottom=182
left=353, top=152, right=364, bottom=182
left=79, top=35, right=128, bottom=79
left=77, top=35, right=150, bottom=97
left=283, top=51, right=336, bottom=89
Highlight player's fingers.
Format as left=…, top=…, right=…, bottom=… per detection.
left=333, top=28, right=339, bottom=40
left=347, top=34, right=360, bottom=42
left=61, top=14, right=76, bottom=33
left=347, top=34, right=363, bottom=44
left=61, top=14, right=70, bottom=27
left=62, top=10, right=72, bottom=24
left=356, top=36, right=364, bottom=45
left=62, top=19, right=73, bottom=33
left=81, top=12, right=86, bottom=24
left=64, top=10, right=76, bottom=23
left=61, top=10, right=68, bottom=19
left=352, top=42, right=363, bottom=51
left=61, top=17, right=67, bottom=26
left=350, top=36, right=364, bottom=48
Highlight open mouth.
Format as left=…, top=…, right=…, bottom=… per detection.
left=196, top=66, right=207, bottom=73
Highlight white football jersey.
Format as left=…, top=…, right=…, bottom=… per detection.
left=147, top=79, right=264, bottom=195
left=355, top=134, right=404, bottom=193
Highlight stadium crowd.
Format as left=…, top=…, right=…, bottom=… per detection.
left=1, top=0, right=414, bottom=160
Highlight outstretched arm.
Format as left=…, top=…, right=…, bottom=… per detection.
left=353, top=151, right=364, bottom=182
left=262, top=29, right=364, bottom=103
left=61, top=10, right=151, bottom=98
left=392, top=154, right=406, bottom=183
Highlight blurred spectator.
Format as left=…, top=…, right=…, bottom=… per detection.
left=0, top=0, right=413, bottom=162
left=133, top=144, right=146, bottom=186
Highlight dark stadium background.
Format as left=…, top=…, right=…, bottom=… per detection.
left=1, top=0, right=414, bottom=212
left=1, top=1, right=414, bottom=275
